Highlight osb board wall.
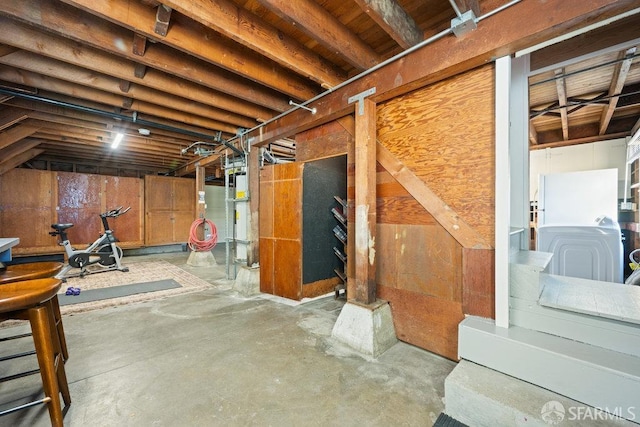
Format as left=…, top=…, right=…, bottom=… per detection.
left=259, top=162, right=303, bottom=300
left=0, top=168, right=144, bottom=255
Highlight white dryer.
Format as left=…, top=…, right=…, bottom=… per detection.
left=537, top=216, right=623, bottom=283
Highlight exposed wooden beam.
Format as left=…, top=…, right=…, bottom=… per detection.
left=0, top=106, right=29, bottom=131
left=0, top=123, right=40, bottom=150
left=258, top=0, right=382, bottom=70
left=0, top=138, right=42, bottom=166
left=0, top=67, right=240, bottom=134
left=554, top=69, right=569, bottom=140
left=0, top=53, right=257, bottom=129
left=173, top=153, right=222, bottom=177
left=0, top=44, right=18, bottom=57
left=0, top=148, right=44, bottom=175
left=530, top=131, right=629, bottom=150
left=0, top=3, right=296, bottom=109
left=55, top=0, right=321, bottom=99
left=529, top=123, right=538, bottom=145
left=0, top=16, right=282, bottom=120
left=599, top=47, right=636, bottom=135
left=248, top=0, right=636, bottom=146
left=352, top=0, right=423, bottom=49
left=154, top=4, right=171, bottom=37
left=354, top=99, right=377, bottom=304
left=159, top=0, right=347, bottom=87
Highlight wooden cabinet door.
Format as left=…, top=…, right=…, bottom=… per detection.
left=56, top=172, right=102, bottom=246
left=0, top=169, right=57, bottom=252
left=103, top=176, right=144, bottom=245
left=145, top=175, right=195, bottom=246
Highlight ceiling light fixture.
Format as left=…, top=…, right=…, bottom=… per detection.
left=111, top=132, right=124, bottom=149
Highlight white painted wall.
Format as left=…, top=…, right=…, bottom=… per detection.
left=204, top=185, right=229, bottom=244
left=529, top=138, right=628, bottom=201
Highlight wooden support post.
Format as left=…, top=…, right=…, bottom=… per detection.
left=247, top=148, right=260, bottom=267
left=354, top=98, right=376, bottom=304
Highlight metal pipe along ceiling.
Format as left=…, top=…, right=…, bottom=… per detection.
left=230, top=0, right=524, bottom=148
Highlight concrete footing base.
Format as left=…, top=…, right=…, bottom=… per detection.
left=331, top=299, right=397, bottom=358
left=233, top=265, right=260, bottom=297
left=187, top=251, right=216, bottom=267
left=445, top=360, right=638, bottom=426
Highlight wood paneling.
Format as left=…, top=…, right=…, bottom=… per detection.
left=56, top=172, right=102, bottom=245
left=296, top=120, right=351, bottom=162
left=259, top=237, right=274, bottom=294
left=103, top=176, right=143, bottom=245
left=144, top=175, right=196, bottom=245
left=377, top=65, right=495, bottom=244
left=0, top=169, right=143, bottom=254
left=0, top=168, right=56, bottom=251
left=378, top=285, right=464, bottom=361
left=462, top=248, right=495, bottom=318
left=274, top=238, right=302, bottom=300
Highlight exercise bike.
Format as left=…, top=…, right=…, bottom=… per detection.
left=49, top=206, right=130, bottom=280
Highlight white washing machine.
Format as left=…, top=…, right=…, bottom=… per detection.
left=536, top=216, right=623, bottom=283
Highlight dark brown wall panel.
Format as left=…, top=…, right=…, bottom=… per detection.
left=378, top=285, right=464, bottom=361
left=259, top=237, right=274, bottom=294
left=274, top=239, right=301, bottom=300
left=462, top=248, right=495, bottom=318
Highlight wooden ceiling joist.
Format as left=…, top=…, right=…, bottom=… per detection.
left=249, top=0, right=636, bottom=146
left=159, top=0, right=348, bottom=87
left=599, top=46, right=636, bottom=135
left=0, top=123, right=41, bottom=150
left=554, top=69, right=569, bottom=140
left=256, top=0, right=382, bottom=70
left=352, top=0, right=423, bottom=49
left=56, top=0, right=321, bottom=99
left=0, top=106, right=29, bottom=131
left=0, top=148, right=44, bottom=175
left=0, top=6, right=290, bottom=112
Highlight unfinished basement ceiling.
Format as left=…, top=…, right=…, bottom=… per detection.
left=0, top=1, right=639, bottom=177
left=528, top=14, right=640, bottom=150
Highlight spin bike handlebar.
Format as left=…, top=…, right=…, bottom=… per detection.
left=101, top=206, right=131, bottom=218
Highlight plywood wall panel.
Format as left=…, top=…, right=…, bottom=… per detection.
left=56, top=172, right=103, bottom=245
left=274, top=239, right=302, bottom=300
left=378, top=285, right=464, bottom=361
left=296, top=121, right=350, bottom=162
left=377, top=64, right=495, bottom=244
left=103, top=176, right=143, bottom=244
left=462, top=248, right=495, bottom=318
left=0, top=169, right=56, bottom=251
left=259, top=179, right=274, bottom=239
left=259, top=237, right=275, bottom=294
left=273, top=176, right=302, bottom=240
left=376, top=223, right=461, bottom=300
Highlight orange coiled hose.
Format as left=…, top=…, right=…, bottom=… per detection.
left=188, top=218, right=218, bottom=252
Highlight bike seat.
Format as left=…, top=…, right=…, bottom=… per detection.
left=50, top=223, right=74, bottom=232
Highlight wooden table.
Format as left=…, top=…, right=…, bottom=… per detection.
left=0, top=262, right=63, bottom=285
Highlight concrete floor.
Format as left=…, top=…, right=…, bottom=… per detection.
left=0, top=250, right=456, bottom=426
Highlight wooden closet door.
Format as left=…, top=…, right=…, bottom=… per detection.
left=0, top=169, right=57, bottom=252
left=56, top=172, right=102, bottom=246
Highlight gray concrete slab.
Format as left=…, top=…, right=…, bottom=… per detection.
left=0, top=251, right=455, bottom=426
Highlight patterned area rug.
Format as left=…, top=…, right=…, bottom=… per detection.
left=59, top=260, right=212, bottom=315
